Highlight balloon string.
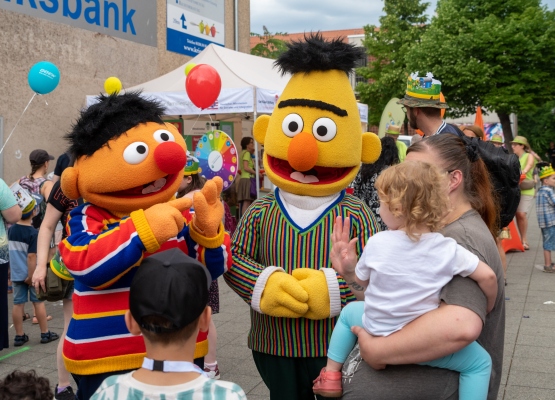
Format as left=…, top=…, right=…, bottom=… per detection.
left=0, top=93, right=37, bottom=155
left=186, top=113, right=203, bottom=136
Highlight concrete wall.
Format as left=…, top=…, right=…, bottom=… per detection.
left=0, top=0, right=250, bottom=183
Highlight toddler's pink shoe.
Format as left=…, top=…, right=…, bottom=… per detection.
left=313, top=367, right=343, bottom=397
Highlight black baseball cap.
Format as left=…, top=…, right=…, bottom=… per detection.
left=129, top=249, right=211, bottom=333
left=29, top=149, right=55, bottom=165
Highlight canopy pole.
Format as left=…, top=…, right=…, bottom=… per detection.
left=253, top=89, right=260, bottom=197
left=234, top=0, right=239, bottom=51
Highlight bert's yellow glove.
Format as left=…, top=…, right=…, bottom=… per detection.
left=292, top=269, right=330, bottom=320
left=260, top=272, right=309, bottom=318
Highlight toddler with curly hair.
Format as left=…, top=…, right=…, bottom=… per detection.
left=313, top=161, right=498, bottom=400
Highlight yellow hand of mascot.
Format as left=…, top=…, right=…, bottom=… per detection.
left=224, top=33, right=381, bottom=398
left=58, top=92, right=230, bottom=377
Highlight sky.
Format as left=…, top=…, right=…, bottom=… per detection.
left=250, top=0, right=555, bottom=34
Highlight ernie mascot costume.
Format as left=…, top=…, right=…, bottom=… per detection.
left=224, top=34, right=382, bottom=399
left=59, top=92, right=231, bottom=399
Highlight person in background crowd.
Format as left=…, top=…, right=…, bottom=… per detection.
left=511, top=136, right=536, bottom=251
left=535, top=163, right=555, bottom=273
left=547, top=142, right=555, bottom=167
left=176, top=154, right=222, bottom=380
left=33, top=160, right=82, bottom=399
left=342, top=134, right=505, bottom=400
left=352, top=136, right=400, bottom=231
left=237, top=137, right=257, bottom=217
left=397, top=73, right=454, bottom=137
left=0, top=178, right=21, bottom=351
left=18, top=149, right=55, bottom=229
left=460, top=125, right=484, bottom=140
left=52, top=152, right=71, bottom=184
left=9, top=196, right=59, bottom=347
left=385, top=125, right=407, bottom=162
left=489, top=135, right=504, bottom=148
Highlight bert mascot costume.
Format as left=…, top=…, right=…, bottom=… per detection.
left=59, top=92, right=230, bottom=399
left=225, top=34, right=381, bottom=399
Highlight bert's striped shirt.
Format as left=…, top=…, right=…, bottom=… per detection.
left=224, top=190, right=378, bottom=357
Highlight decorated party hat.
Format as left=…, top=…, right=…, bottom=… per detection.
left=183, top=150, right=200, bottom=176
left=397, top=72, right=448, bottom=109
left=539, top=164, right=555, bottom=180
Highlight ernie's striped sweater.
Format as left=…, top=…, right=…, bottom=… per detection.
left=224, top=190, right=379, bottom=357
left=60, top=203, right=231, bottom=375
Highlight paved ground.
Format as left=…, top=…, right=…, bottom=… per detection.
left=1, top=207, right=554, bottom=399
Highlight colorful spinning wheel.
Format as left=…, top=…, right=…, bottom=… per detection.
left=195, top=130, right=238, bottom=190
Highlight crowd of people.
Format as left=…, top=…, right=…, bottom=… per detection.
left=0, top=35, right=552, bottom=400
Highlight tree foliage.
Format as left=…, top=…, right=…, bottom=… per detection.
left=356, top=0, right=429, bottom=126
left=250, top=26, right=289, bottom=60
left=406, top=0, right=555, bottom=139
left=518, top=101, right=555, bottom=156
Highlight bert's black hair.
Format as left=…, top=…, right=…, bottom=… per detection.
left=274, top=32, right=365, bottom=76
left=65, top=92, right=166, bottom=158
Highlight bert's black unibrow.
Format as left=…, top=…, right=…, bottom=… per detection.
left=278, top=99, right=348, bottom=117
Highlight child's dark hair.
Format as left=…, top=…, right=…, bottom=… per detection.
left=65, top=92, right=166, bottom=158
left=139, top=315, right=200, bottom=346
left=0, top=370, right=53, bottom=400
left=176, top=174, right=207, bottom=198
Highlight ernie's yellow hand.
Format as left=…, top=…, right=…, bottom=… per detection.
left=292, top=269, right=330, bottom=320
left=260, top=272, right=309, bottom=318
left=192, top=177, right=224, bottom=238
left=134, top=197, right=192, bottom=252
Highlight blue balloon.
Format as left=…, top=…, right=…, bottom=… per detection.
left=27, top=61, right=60, bottom=94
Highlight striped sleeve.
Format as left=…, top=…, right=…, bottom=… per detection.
left=224, top=200, right=265, bottom=305
left=179, top=223, right=232, bottom=281
left=59, top=204, right=147, bottom=289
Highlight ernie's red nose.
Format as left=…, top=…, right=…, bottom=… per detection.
left=153, top=142, right=186, bottom=174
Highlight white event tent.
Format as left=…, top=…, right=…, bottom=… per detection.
left=85, top=44, right=369, bottom=122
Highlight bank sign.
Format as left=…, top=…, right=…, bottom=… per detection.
left=167, top=0, right=224, bottom=57
left=0, top=0, right=157, bottom=46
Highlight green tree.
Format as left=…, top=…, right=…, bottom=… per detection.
left=518, top=101, right=555, bottom=156
left=356, top=0, right=429, bottom=126
left=406, top=0, right=555, bottom=140
left=250, top=26, right=289, bottom=59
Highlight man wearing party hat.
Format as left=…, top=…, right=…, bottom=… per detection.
left=397, top=72, right=460, bottom=137
left=385, top=124, right=407, bottom=162
left=224, top=33, right=381, bottom=399
left=536, top=163, right=555, bottom=273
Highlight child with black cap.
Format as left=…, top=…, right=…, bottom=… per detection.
left=90, top=248, right=246, bottom=399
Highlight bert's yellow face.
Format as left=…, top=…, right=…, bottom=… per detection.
left=254, top=70, right=381, bottom=196
left=61, top=122, right=187, bottom=214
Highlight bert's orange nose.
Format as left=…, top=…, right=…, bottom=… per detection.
left=288, top=132, right=318, bottom=172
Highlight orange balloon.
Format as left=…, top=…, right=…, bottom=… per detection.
left=415, top=129, right=424, bottom=136
left=440, top=92, right=446, bottom=118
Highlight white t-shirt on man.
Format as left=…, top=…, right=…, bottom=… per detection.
left=355, top=230, right=479, bottom=337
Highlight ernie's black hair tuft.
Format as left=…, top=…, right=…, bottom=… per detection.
left=274, top=32, right=365, bottom=76
left=65, top=92, right=166, bottom=158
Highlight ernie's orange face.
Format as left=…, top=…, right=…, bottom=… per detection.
left=61, top=122, right=187, bottom=214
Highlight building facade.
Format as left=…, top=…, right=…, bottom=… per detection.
left=0, top=0, right=250, bottom=183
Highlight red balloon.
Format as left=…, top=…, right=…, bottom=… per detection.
left=185, top=64, right=222, bottom=109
